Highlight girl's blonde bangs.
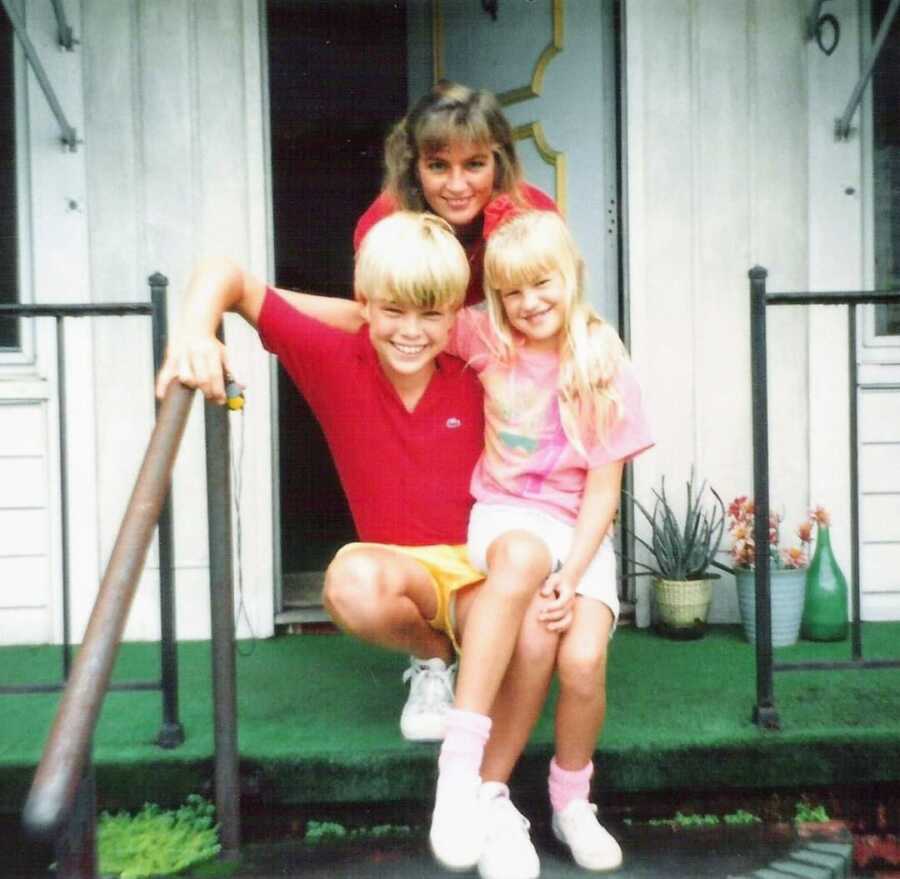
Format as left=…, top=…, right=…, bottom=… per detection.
left=485, top=213, right=575, bottom=294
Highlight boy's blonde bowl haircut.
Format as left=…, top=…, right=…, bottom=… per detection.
left=354, top=211, right=470, bottom=310
left=483, top=211, right=628, bottom=452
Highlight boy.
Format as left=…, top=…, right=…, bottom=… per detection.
left=156, top=212, right=485, bottom=742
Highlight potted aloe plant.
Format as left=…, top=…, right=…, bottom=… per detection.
left=624, top=471, right=727, bottom=639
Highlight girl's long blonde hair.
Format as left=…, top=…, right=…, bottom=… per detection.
left=482, top=211, right=628, bottom=455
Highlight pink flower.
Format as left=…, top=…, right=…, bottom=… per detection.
left=781, top=546, right=807, bottom=569
left=728, top=496, right=747, bottom=519
left=728, top=496, right=830, bottom=570
left=731, top=522, right=751, bottom=541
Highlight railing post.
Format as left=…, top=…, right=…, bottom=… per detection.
left=56, top=316, right=73, bottom=682
left=204, top=389, right=241, bottom=858
left=150, top=273, right=185, bottom=749
left=749, top=266, right=780, bottom=730
left=847, top=304, right=863, bottom=660
left=53, top=760, right=96, bottom=879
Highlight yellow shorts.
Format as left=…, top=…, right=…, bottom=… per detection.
left=333, top=542, right=484, bottom=654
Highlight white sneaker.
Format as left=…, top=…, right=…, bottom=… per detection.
left=478, top=782, right=540, bottom=879
left=400, top=656, right=455, bottom=742
left=429, top=771, right=485, bottom=871
left=552, top=800, right=622, bottom=872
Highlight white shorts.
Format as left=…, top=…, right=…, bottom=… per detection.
left=467, top=501, right=620, bottom=625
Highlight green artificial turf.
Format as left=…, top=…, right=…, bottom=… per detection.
left=2, top=624, right=899, bottom=814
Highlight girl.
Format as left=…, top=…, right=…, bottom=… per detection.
left=353, top=80, right=558, bottom=306
left=430, top=209, right=653, bottom=878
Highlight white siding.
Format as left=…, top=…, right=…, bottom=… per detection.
left=0, top=401, right=55, bottom=643
left=79, top=0, right=273, bottom=642
left=625, top=0, right=895, bottom=622
left=0, top=0, right=272, bottom=644
left=859, top=387, right=900, bottom=615
left=625, top=0, right=811, bottom=624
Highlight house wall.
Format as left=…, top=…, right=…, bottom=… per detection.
left=0, top=0, right=274, bottom=644
left=3, top=0, right=895, bottom=647
left=624, top=0, right=890, bottom=623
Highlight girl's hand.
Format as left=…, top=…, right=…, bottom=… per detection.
left=155, top=334, right=233, bottom=405
left=538, top=570, right=577, bottom=633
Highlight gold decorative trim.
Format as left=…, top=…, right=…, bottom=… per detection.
left=432, top=0, right=564, bottom=107
left=513, top=122, right=567, bottom=215
left=499, top=0, right=564, bottom=106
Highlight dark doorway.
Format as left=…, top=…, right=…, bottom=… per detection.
left=267, top=1, right=408, bottom=613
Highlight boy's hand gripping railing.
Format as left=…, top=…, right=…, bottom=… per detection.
left=21, top=381, right=194, bottom=870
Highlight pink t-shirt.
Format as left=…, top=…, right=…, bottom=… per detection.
left=449, top=308, right=654, bottom=525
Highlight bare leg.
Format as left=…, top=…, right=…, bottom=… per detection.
left=481, top=596, right=560, bottom=784
left=455, top=586, right=561, bottom=783
left=554, top=597, right=615, bottom=768
left=453, top=531, right=552, bottom=715
left=323, top=546, right=454, bottom=664
left=549, top=598, right=623, bottom=872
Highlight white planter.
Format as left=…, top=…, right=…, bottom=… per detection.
left=735, top=568, right=806, bottom=647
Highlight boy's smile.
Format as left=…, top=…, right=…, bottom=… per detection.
left=363, top=295, right=457, bottom=390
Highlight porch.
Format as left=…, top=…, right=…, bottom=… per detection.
left=3, top=623, right=899, bottom=820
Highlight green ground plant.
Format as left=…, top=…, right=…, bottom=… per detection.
left=98, top=794, right=220, bottom=879
left=303, top=819, right=414, bottom=845
left=638, top=809, right=763, bottom=829
left=794, top=800, right=830, bottom=824
left=723, top=809, right=763, bottom=826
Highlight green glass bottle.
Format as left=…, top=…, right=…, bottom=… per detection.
left=801, top=526, right=849, bottom=641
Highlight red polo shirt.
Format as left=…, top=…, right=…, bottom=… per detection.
left=258, top=289, right=484, bottom=545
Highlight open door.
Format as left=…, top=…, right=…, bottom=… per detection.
left=414, top=0, right=621, bottom=323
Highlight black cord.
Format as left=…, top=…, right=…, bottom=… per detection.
left=231, top=406, right=257, bottom=656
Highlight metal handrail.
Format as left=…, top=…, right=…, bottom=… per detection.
left=22, top=381, right=194, bottom=839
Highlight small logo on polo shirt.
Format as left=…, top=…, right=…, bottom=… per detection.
left=446, top=417, right=462, bottom=429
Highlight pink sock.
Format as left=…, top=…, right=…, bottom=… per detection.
left=437, top=709, right=491, bottom=782
left=549, top=757, right=593, bottom=813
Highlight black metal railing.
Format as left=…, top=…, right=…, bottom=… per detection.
left=0, top=277, right=184, bottom=749
left=10, top=287, right=243, bottom=876
left=748, top=266, right=900, bottom=730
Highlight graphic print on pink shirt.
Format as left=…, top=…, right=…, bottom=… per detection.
left=481, top=363, right=569, bottom=497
